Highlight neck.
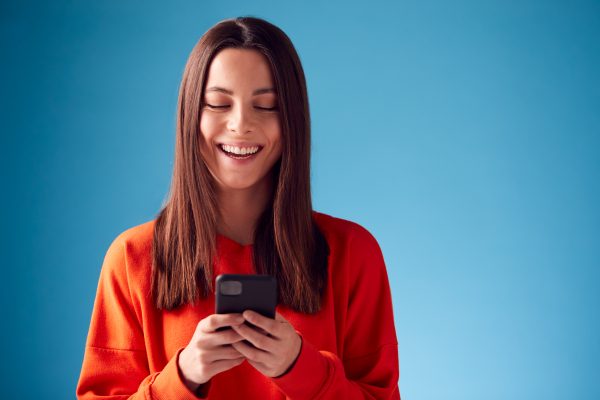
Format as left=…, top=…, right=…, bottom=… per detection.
left=216, top=175, right=274, bottom=246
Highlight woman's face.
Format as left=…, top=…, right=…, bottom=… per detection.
left=200, top=48, right=282, bottom=192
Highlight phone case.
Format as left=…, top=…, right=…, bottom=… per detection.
left=215, top=274, right=277, bottom=318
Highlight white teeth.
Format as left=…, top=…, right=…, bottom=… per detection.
left=221, top=144, right=259, bottom=155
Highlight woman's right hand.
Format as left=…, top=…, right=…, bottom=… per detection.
left=177, top=313, right=247, bottom=392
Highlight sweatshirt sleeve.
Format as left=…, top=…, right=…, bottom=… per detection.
left=76, top=234, right=202, bottom=400
left=271, top=226, right=401, bottom=399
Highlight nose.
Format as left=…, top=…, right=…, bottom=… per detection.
left=226, top=103, right=254, bottom=134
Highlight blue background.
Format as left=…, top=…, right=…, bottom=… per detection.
left=1, top=0, right=599, bottom=398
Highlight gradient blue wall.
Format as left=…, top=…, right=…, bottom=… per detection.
left=1, top=1, right=599, bottom=398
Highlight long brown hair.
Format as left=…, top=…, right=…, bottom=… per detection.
left=151, top=16, right=329, bottom=313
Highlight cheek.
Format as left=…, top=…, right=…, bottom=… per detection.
left=271, top=135, right=282, bottom=158
left=199, top=114, right=220, bottom=154
left=266, top=119, right=282, bottom=150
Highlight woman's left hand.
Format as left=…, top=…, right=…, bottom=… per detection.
left=231, top=310, right=301, bottom=378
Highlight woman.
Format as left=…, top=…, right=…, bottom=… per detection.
left=76, top=16, right=400, bottom=399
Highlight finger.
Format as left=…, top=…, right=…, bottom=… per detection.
left=208, top=357, right=245, bottom=376
left=204, top=328, right=245, bottom=347
left=242, top=310, right=279, bottom=336
left=205, top=345, right=245, bottom=362
left=247, top=359, right=269, bottom=371
left=200, top=313, right=244, bottom=333
left=231, top=323, right=277, bottom=351
left=232, top=341, right=270, bottom=364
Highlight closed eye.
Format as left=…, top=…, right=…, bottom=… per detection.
left=205, top=104, right=278, bottom=111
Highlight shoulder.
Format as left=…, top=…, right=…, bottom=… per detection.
left=108, top=219, right=156, bottom=253
left=313, top=211, right=385, bottom=276
left=312, top=211, right=391, bottom=301
left=101, top=219, right=156, bottom=284
left=312, top=210, right=383, bottom=259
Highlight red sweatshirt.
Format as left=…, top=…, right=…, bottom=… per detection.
left=76, top=211, right=400, bottom=399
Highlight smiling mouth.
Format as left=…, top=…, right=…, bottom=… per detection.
left=217, top=144, right=264, bottom=160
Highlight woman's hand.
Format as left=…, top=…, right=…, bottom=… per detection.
left=178, top=314, right=246, bottom=392
left=231, top=310, right=302, bottom=378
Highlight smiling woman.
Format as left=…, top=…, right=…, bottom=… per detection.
left=76, top=16, right=400, bottom=400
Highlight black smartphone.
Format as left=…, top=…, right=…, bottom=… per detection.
left=215, top=274, right=277, bottom=319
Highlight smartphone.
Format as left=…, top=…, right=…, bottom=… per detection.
left=215, top=274, right=277, bottom=319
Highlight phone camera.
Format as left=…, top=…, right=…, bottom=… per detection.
left=220, top=281, right=242, bottom=296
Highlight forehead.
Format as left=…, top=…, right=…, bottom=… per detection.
left=205, top=48, right=274, bottom=89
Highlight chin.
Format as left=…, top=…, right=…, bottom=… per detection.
left=219, top=178, right=261, bottom=191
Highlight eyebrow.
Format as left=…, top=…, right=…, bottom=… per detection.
left=206, top=86, right=276, bottom=96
